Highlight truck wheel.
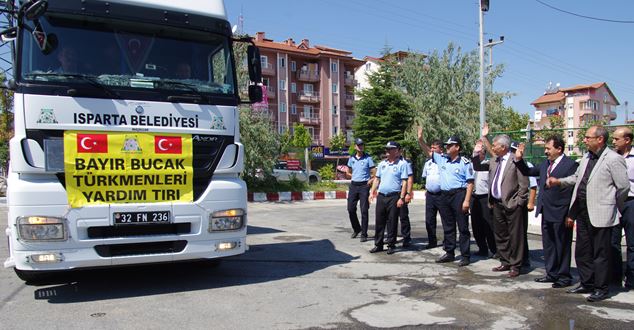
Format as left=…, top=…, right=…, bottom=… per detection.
left=309, top=176, right=318, bottom=184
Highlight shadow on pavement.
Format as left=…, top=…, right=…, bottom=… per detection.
left=30, top=238, right=355, bottom=304
left=247, top=225, right=284, bottom=235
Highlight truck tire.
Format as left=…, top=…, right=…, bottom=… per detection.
left=309, top=176, right=318, bottom=184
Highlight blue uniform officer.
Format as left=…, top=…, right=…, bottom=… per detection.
left=418, top=127, right=474, bottom=266
left=422, top=140, right=444, bottom=249
left=346, top=138, right=376, bottom=241
left=369, top=141, right=409, bottom=255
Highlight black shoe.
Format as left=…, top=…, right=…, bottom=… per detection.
left=402, top=240, right=411, bottom=248
left=424, top=243, right=437, bottom=250
left=458, top=257, right=470, bottom=267
left=435, top=253, right=455, bottom=263
left=587, top=290, right=609, bottom=302
left=386, top=246, right=396, bottom=255
left=360, top=236, right=368, bottom=242
left=567, top=285, right=594, bottom=294
left=351, top=231, right=360, bottom=239
left=475, top=250, right=488, bottom=257
left=552, top=281, right=572, bottom=288
left=369, top=246, right=384, bottom=253
left=534, top=276, right=556, bottom=283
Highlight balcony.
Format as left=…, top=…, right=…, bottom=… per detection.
left=261, top=62, right=275, bottom=76
left=344, top=74, right=356, bottom=86
left=298, top=91, right=320, bottom=103
left=299, top=113, right=320, bottom=126
left=346, top=116, right=354, bottom=127
left=297, top=70, right=319, bottom=82
left=266, top=86, right=276, bottom=99
left=344, top=93, right=355, bottom=106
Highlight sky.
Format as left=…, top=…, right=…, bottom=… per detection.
left=225, top=0, right=634, bottom=124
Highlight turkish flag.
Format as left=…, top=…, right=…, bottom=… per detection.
left=154, top=136, right=182, bottom=154
left=77, top=134, right=108, bottom=153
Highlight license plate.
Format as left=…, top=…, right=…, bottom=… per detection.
left=114, top=211, right=171, bottom=225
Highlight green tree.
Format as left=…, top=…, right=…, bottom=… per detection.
left=239, top=106, right=279, bottom=181
left=292, top=123, right=312, bottom=170
left=353, top=64, right=412, bottom=157
left=393, top=43, right=518, bottom=153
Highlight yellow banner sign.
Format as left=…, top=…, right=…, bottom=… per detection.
left=64, top=131, right=193, bottom=208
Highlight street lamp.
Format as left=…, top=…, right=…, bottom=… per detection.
left=485, top=36, right=504, bottom=90
left=478, top=0, right=488, bottom=131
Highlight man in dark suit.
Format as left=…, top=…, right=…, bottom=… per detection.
left=476, top=128, right=529, bottom=278
left=548, top=126, right=629, bottom=302
left=514, top=135, right=578, bottom=288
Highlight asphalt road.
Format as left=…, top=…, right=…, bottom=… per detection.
left=1, top=199, right=633, bottom=329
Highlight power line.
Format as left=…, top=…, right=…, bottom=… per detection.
left=534, top=0, right=634, bottom=23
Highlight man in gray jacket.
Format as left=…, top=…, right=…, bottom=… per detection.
left=547, top=126, right=629, bottom=302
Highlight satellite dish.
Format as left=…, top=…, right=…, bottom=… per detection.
left=231, top=25, right=238, bottom=34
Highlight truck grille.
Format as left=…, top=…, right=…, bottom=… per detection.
left=87, top=223, right=191, bottom=238
left=94, top=240, right=187, bottom=257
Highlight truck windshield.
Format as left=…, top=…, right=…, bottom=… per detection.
left=18, top=15, right=236, bottom=99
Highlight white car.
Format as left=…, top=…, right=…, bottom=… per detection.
left=273, top=161, right=321, bottom=184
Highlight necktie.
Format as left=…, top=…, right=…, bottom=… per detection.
left=547, top=160, right=554, bottom=177
left=492, top=157, right=502, bottom=198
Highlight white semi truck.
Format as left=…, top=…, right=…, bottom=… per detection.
left=0, top=0, right=262, bottom=282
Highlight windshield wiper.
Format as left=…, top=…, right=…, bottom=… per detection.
left=24, top=73, right=120, bottom=98
left=157, top=80, right=206, bottom=103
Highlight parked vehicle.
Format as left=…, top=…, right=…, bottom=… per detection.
left=273, top=160, right=321, bottom=184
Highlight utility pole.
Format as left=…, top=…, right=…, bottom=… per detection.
left=485, top=36, right=504, bottom=90
left=478, top=0, right=488, bottom=131
left=626, top=101, right=630, bottom=124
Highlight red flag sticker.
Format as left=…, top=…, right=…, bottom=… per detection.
left=77, top=134, right=108, bottom=153
left=155, top=136, right=182, bottom=154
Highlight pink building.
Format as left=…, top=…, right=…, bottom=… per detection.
left=531, top=82, right=618, bottom=153
left=253, top=32, right=364, bottom=146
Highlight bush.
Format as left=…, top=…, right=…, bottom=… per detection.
left=317, top=164, right=336, bottom=180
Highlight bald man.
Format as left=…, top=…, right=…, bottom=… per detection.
left=611, top=127, right=634, bottom=290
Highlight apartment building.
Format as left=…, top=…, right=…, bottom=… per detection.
left=354, top=51, right=411, bottom=94
left=531, top=82, right=618, bottom=153
left=253, top=32, right=364, bottom=146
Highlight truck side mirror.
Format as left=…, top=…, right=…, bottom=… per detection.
left=248, top=85, right=262, bottom=103
left=23, top=0, right=49, bottom=20
left=246, top=45, right=262, bottom=84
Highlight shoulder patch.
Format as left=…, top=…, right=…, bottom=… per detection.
left=461, top=156, right=471, bottom=164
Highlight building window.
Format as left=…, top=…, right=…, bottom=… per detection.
left=291, top=61, right=296, bottom=72
left=260, top=55, right=268, bottom=68
left=331, top=62, right=338, bottom=73
left=279, top=57, right=285, bottom=68
left=279, top=80, right=286, bottom=91
left=262, top=78, right=269, bottom=86
left=291, top=82, right=296, bottom=93
left=304, top=84, right=314, bottom=95
left=568, top=145, right=573, bottom=151
left=365, top=63, right=371, bottom=71
left=279, top=125, right=287, bottom=134
left=304, top=105, right=313, bottom=118
left=291, top=104, right=297, bottom=114
left=280, top=102, right=286, bottom=113
left=332, top=83, right=338, bottom=94
left=307, top=127, right=314, bottom=139
left=332, top=104, right=337, bottom=115
left=568, top=131, right=574, bottom=138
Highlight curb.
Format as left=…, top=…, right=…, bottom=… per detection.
left=247, top=190, right=427, bottom=203
left=248, top=191, right=348, bottom=202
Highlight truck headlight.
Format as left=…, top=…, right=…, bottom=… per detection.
left=209, top=209, right=245, bottom=232
left=17, top=216, right=67, bottom=241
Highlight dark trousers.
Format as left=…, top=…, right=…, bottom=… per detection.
left=399, top=202, right=411, bottom=242
left=471, top=194, right=496, bottom=254
left=438, top=189, right=470, bottom=257
left=348, top=183, right=370, bottom=237
left=575, top=202, right=613, bottom=292
left=541, top=220, right=573, bottom=284
left=425, top=192, right=442, bottom=246
left=611, top=198, right=634, bottom=287
left=522, top=206, right=530, bottom=265
left=375, top=194, right=399, bottom=247
left=492, top=201, right=525, bottom=268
